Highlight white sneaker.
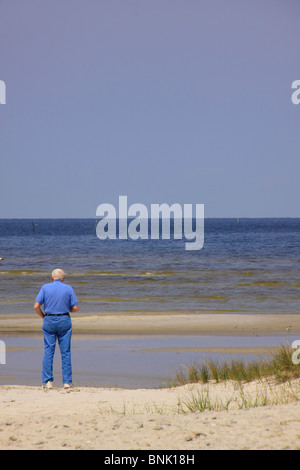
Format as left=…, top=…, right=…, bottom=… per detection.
left=63, top=383, right=73, bottom=390
left=43, top=381, right=53, bottom=390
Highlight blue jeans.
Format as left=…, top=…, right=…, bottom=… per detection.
left=42, top=315, right=72, bottom=384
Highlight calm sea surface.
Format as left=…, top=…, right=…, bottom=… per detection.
left=0, top=218, right=299, bottom=315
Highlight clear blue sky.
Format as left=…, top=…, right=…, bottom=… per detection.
left=0, top=0, right=299, bottom=218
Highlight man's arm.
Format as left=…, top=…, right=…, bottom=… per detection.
left=34, top=302, right=45, bottom=319
left=69, top=287, right=79, bottom=313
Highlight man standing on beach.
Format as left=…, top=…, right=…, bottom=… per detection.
left=34, top=269, right=79, bottom=389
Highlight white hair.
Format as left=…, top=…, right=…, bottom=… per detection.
left=52, top=269, right=65, bottom=281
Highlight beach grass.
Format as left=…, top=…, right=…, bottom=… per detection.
left=171, top=345, right=300, bottom=386
left=172, top=346, right=300, bottom=414
left=94, top=345, right=300, bottom=416
left=177, top=379, right=300, bottom=414
left=96, top=377, right=300, bottom=415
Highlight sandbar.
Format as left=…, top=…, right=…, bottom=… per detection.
left=0, top=312, right=299, bottom=336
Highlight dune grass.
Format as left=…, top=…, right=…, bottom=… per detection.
left=170, top=345, right=300, bottom=413
left=177, top=379, right=300, bottom=413
left=95, top=346, right=300, bottom=416
left=172, top=345, right=300, bottom=386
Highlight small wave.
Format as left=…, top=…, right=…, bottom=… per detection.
left=0, top=270, right=46, bottom=276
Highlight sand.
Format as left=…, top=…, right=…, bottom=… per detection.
left=0, top=381, right=300, bottom=450
left=0, top=312, right=300, bottom=335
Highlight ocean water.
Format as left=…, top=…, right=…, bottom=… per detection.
left=0, top=218, right=299, bottom=315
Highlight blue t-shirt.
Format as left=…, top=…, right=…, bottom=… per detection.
left=35, top=280, right=78, bottom=315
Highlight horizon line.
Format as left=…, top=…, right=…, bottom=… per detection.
left=0, top=216, right=299, bottom=220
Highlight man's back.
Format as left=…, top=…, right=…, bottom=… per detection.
left=36, top=280, right=78, bottom=314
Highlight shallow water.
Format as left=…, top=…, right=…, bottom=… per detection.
left=0, top=333, right=298, bottom=389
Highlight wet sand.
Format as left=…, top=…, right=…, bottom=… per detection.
left=0, top=312, right=300, bottom=335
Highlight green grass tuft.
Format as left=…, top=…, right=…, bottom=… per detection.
left=172, top=345, right=300, bottom=386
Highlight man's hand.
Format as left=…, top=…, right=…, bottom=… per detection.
left=34, top=302, right=45, bottom=319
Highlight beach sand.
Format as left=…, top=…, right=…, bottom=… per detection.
left=0, top=381, right=300, bottom=450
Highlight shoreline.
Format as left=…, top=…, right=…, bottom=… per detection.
left=0, top=312, right=300, bottom=336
